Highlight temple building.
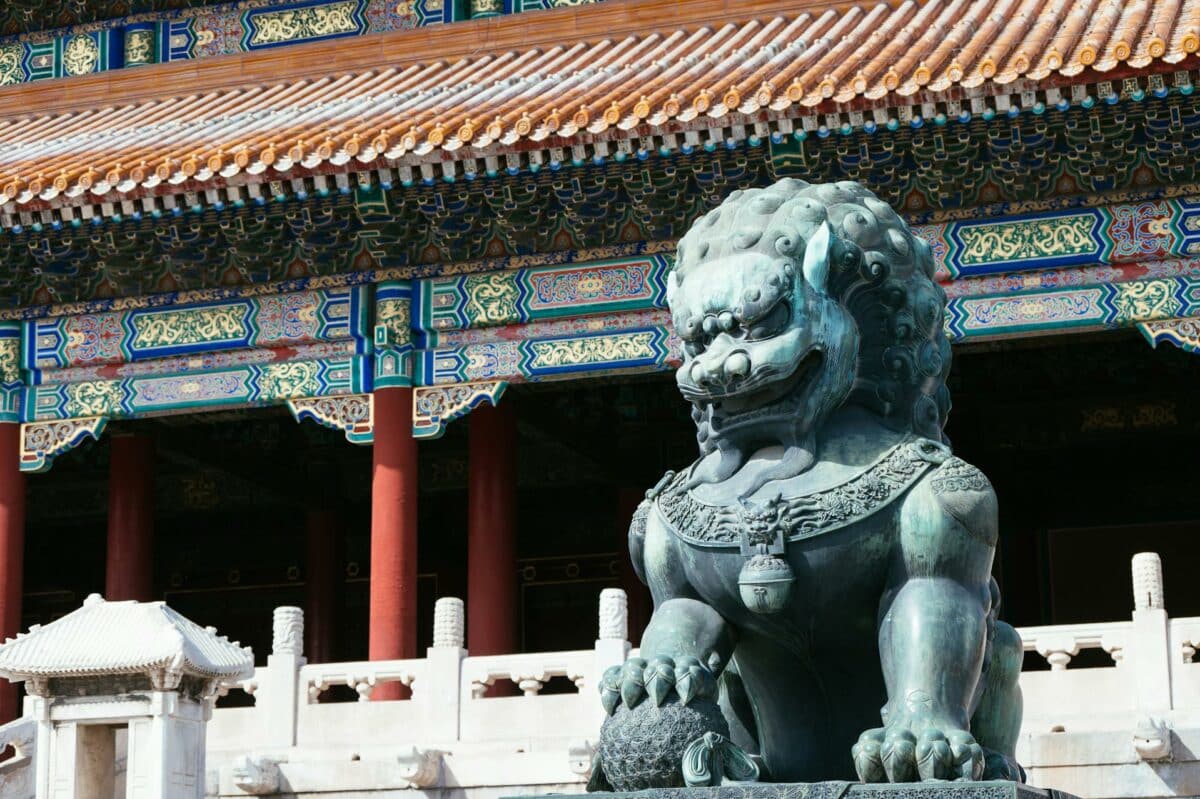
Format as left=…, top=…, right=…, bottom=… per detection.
left=0, top=0, right=1199, bottom=796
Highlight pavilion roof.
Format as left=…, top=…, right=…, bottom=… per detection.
left=0, top=0, right=1195, bottom=211
left=0, top=594, right=254, bottom=681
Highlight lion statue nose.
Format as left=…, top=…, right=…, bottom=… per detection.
left=690, top=360, right=720, bottom=387
left=690, top=353, right=750, bottom=388
left=724, top=352, right=750, bottom=381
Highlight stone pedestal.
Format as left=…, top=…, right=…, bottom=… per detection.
left=533, top=783, right=1077, bottom=799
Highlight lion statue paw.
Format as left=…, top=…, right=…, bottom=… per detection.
left=853, top=724, right=984, bottom=782
left=589, top=656, right=758, bottom=791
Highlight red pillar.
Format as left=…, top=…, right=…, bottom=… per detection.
left=0, top=424, right=25, bottom=723
left=105, top=433, right=155, bottom=602
left=467, top=403, right=517, bottom=657
left=369, top=387, right=419, bottom=700
left=305, top=509, right=339, bottom=664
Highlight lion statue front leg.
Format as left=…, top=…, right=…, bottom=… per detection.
left=853, top=457, right=1020, bottom=782
left=590, top=504, right=759, bottom=792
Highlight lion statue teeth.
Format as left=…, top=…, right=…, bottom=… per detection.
left=590, top=179, right=1023, bottom=791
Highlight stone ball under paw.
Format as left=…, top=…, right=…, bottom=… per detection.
left=598, top=697, right=729, bottom=791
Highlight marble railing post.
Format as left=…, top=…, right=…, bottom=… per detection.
left=421, top=597, right=466, bottom=741
left=593, top=589, right=631, bottom=724
left=1130, top=553, right=1172, bottom=713
left=261, top=606, right=305, bottom=747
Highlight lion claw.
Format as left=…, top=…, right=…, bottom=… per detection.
left=600, top=665, right=622, bottom=716
left=673, top=655, right=716, bottom=706
left=882, top=728, right=918, bottom=782
left=644, top=657, right=676, bottom=707
left=597, top=655, right=717, bottom=716
left=851, top=728, right=886, bottom=783
left=620, top=657, right=648, bottom=709
left=855, top=724, right=983, bottom=783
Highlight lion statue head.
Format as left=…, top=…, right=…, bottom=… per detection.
left=667, top=179, right=951, bottom=491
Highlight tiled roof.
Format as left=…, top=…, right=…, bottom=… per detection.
left=0, top=0, right=1196, bottom=209
left=0, top=594, right=254, bottom=680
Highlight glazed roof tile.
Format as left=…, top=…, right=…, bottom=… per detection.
left=0, top=594, right=254, bottom=681
left=0, top=0, right=1196, bottom=209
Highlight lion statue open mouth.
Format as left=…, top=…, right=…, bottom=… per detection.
left=590, top=180, right=1023, bottom=791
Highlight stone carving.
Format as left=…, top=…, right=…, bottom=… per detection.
left=594, top=181, right=1023, bottom=790
left=231, top=755, right=282, bottom=794
left=570, top=740, right=598, bottom=776
left=272, top=606, right=304, bottom=656
left=599, top=589, right=628, bottom=641
left=1132, top=717, right=1172, bottom=761
left=397, top=746, right=443, bottom=788
left=433, top=597, right=465, bottom=649
left=1131, top=552, right=1164, bottom=611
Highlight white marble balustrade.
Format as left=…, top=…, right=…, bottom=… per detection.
left=2, top=557, right=1196, bottom=798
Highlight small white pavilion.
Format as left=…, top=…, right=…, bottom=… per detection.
left=0, top=594, right=253, bottom=799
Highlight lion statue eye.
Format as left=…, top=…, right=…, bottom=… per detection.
left=747, top=301, right=791, bottom=340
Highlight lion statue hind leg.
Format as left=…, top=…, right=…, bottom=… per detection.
left=718, top=655, right=763, bottom=762
left=970, top=619, right=1025, bottom=781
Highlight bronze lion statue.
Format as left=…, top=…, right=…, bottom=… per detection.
left=591, top=179, right=1023, bottom=790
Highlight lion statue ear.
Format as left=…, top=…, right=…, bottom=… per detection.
left=802, top=221, right=833, bottom=293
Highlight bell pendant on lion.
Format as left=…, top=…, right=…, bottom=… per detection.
left=590, top=179, right=1023, bottom=791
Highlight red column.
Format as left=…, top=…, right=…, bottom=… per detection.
left=0, top=424, right=25, bottom=723
left=305, top=509, right=339, bottom=664
left=369, top=387, right=419, bottom=700
left=467, top=403, right=517, bottom=657
left=106, top=433, right=155, bottom=602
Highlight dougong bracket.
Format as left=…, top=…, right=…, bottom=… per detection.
left=287, top=394, right=374, bottom=445
left=413, top=381, right=507, bottom=439
left=20, top=417, right=108, bottom=473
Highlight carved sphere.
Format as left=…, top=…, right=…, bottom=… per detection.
left=598, top=697, right=729, bottom=791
